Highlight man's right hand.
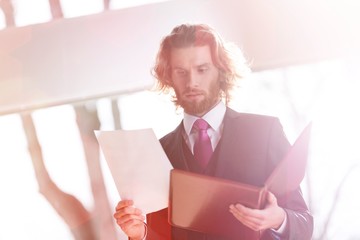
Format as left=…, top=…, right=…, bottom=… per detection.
left=114, top=200, right=146, bottom=240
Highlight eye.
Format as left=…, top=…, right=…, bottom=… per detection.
left=174, top=69, right=187, bottom=76
left=198, top=66, right=209, bottom=73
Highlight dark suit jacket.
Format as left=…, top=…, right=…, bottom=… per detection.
left=145, top=108, right=313, bottom=240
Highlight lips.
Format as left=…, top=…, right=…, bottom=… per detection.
left=186, top=92, right=202, bottom=97
left=184, top=92, right=204, bottom=100
left=184, top=89, right=204, bottom=97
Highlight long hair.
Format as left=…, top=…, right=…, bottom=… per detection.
left=152, top=23, right=250, bottom=105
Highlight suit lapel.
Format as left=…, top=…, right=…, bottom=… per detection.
left=212, top=108, right=248, bottom=180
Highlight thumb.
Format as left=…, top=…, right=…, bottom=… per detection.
left=267, top=192, right=277, bottom=205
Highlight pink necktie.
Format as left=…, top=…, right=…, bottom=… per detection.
left=193, top=119, right=213, bottom=170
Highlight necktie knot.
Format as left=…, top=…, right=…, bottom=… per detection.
left=193, top=119, right=209, bottom=131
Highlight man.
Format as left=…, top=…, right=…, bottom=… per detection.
left=113, top=23, right=313, bottom=240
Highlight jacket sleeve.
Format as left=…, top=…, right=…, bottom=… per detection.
left=145, top=208, right=171, bottom=240
left=274, top=188, right=314, bottom=240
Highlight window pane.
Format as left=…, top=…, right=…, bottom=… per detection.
left=12, top=0, right=51, bottom=26
left=60, top=0, right=103, bottom=18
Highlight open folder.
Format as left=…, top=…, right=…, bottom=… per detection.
left=169, top=123, right=312, bottom=239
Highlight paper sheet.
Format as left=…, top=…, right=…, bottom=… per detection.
left=95, top=128, right=173, bottom=214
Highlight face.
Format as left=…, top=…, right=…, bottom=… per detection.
left=170, top=45, right=221, bottom=117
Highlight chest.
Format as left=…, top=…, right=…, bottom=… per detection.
left=165, top=132, right=271, bottom=187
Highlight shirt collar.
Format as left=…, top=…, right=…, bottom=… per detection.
left=183, top=101, right=226, bottom=135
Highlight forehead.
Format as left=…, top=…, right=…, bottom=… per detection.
left=170, top=45, right=213, bottom=68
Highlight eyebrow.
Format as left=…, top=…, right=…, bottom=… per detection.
left=172, top=67, right=186, bottom=71
left=197, top=63, right=211, bottom=68
left=172, top=63, right=211, bottom=70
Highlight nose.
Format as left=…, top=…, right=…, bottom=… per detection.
left=186, top=71, right=199, bottom=88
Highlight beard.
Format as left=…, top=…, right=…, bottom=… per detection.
left=175, top=82, right=221, bottom=116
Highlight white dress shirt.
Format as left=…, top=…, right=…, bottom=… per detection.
left=183, top=101, right=226, bottom=153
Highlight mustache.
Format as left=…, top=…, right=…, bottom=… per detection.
left=182, top=88, right=205, bottom=95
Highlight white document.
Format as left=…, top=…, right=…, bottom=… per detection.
left=95, top=128, right=173, bottom=214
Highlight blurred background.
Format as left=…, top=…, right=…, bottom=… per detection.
left=0, top=0, right=359, bottom=239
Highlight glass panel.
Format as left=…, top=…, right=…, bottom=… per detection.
left=12, top=0, right=51, bottom=26
left=60, top=0, right=103, bottom=18
left=110, top=0, right=171, bottom=10
left=0, top=10, right=5, bottom=29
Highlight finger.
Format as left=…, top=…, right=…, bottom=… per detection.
left=116, top=200, right=134, bottom=210
left=114, top=206, right=143, bottom=220
left=115, top=212, right=145, bottom=226
left=232, top=204, right=263, bottom=220
left=230, top=211, right=263, bottom=231
left=266, top=192, right=277, bottom=205
left=118, top=217, right=144, bottom=232
left=114, top=200, right=142, bottom=216
left=229, top=209, right=260, bottom=230
left=229, top=204, right=265, bottom=230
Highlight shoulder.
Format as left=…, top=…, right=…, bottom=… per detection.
left=159, top=122, right=183, bottom=148
left=225, top=108, right=280, bottom=126
left=224, top=108, right=287, bottom=142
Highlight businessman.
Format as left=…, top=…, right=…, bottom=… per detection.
left=113, top=23, right=313, bottom=240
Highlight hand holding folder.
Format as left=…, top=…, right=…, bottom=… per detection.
left=169, top=123, right=312, bottom=239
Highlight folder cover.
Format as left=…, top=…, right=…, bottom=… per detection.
left=169, top=123, right=312, bottom=239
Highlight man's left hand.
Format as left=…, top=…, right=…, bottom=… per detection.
left=229, top=192, right=286, bottom=231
